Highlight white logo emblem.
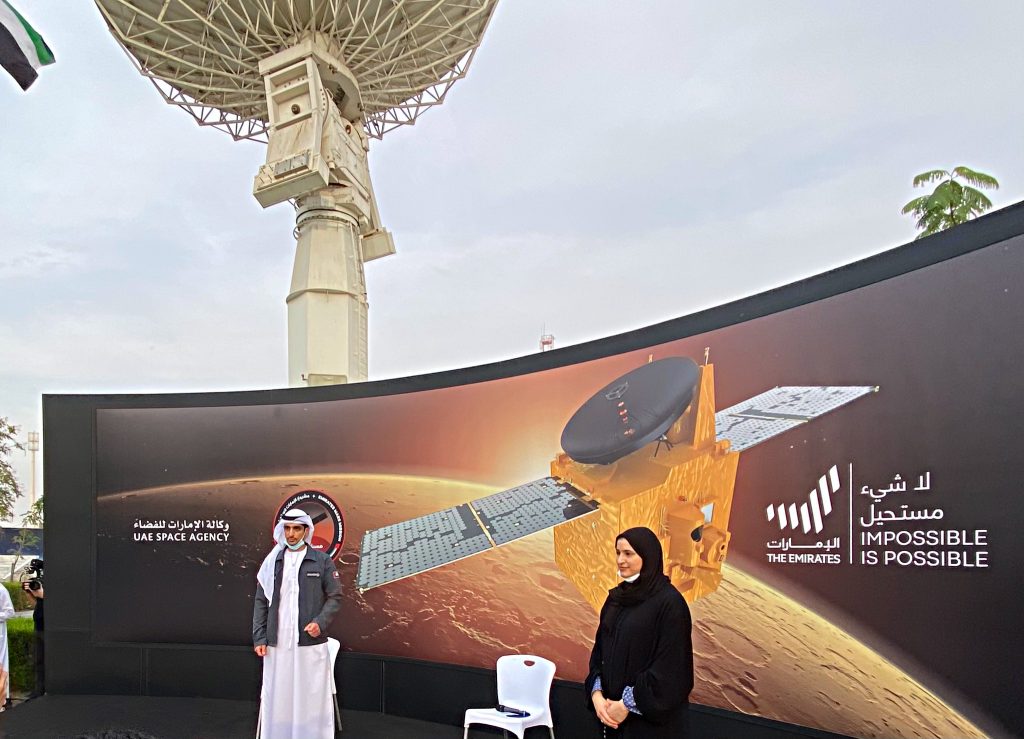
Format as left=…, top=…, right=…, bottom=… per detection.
left=767, top=465, right=840, bottom=534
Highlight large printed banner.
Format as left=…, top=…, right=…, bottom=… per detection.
left=95, top=236, right=1023, bottom=739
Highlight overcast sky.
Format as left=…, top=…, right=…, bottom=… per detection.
left=2, top=1, right=1022, bottom=517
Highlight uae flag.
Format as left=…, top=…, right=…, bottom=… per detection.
left=1, top=0, right=54, bottom=90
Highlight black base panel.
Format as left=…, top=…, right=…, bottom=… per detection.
left=18, top=651, right=856, bottom=739
left=0, top=693, right=855, bottom=739
left=0, top=696, right=468, bottom=739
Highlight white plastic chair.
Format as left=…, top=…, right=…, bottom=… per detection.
left=464, top=655, right=556, bottom=739
left=328, top=637, right=343, bottom=735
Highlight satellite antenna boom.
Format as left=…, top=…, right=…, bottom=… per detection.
left=94, top=0, right=498, bottom=385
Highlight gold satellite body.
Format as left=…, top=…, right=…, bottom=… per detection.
left=552, top=364, right=740, bottom=611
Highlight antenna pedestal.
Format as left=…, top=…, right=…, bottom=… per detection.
left=252, top=41, right=396, bottom=387
left=287, top=188, right=373, bottom=387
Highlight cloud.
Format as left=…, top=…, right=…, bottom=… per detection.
left=0, top=244, right=83, bottom=279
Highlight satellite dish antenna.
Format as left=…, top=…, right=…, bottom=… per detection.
left=561, top=357, right=701, bottom=465
left=93, top=0, right=499, bottom=386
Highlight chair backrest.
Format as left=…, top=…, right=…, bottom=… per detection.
left=495, top=655, right=556, bottom=712
left=327, top=638, right=341, bottom=694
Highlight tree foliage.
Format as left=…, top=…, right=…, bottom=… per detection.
left=23, top=496, right=43, bottom=528
left=0, top=417, right=23, bottom=522
left=8, top=529, right=40, bottom=580
left=902, top=166, right=999, bottom=239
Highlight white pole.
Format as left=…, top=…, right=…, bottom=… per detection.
left=26, top=431, right=39, bottom=506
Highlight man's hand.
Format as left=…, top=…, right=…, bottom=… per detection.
left=303, top=622, right=321, bottom=638
left=254, top=645, right=267, bottom=657
left=21, top=583, right=43, bottom=599
left=592, top=690, right=620, bottom=729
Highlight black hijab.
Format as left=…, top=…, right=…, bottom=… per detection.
left=606, top=527, right=671, bottom=609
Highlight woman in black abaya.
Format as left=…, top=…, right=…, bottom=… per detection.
left=586, top=527, right=693, bottom=738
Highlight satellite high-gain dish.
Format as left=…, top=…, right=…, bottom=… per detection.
left=94, top=0, right=499, bottom=386
left=561, top=357, right=701, bottom=465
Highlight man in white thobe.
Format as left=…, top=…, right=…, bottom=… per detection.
left=253, top=509, right=343, bottom=739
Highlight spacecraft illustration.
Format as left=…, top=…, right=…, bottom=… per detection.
left=356, top=356, right=877, bottom=610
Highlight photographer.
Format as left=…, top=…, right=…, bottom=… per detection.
left=21, top=559, right=44, bottom=699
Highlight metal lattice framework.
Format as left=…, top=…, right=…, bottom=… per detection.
left=93, top=0, right=499, bottom=140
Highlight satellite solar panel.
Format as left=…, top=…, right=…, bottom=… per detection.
left=715, top=386, right=876, bottom=452
left=356, top=504, right=491, bottom=591
left=356, top=478, right=597, bottom=591
left=473, top=477, right=597, bottom=546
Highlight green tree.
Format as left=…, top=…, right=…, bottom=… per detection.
left=0, top=417, right=23, bottom=522
left=23, top=496, right=43, bottom=528
left=902, top=166, right=999, bottom=239
left=8, top=529, right=40, bottom=580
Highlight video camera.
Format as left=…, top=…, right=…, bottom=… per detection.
left=20, top=558, right=44, bottom=592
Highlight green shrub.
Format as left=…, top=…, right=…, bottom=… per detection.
left=3, top=581, right=34, bottom=611
left=6, top=617, right=34, bottom=692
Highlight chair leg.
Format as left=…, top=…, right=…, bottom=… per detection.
left=548, top=727, right=555, bottom=739
left=463, top=727, right=469, bottom=739
left=333, top=694, right=343, bottom=734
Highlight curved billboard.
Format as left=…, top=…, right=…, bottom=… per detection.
left=91, top=217, right=1023, bottom=738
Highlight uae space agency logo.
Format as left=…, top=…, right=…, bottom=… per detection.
left=276, top=490, right=345, bottom=560
left=764, top=465, right=842, bottom=565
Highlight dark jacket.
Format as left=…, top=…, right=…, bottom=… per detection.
left=252, top=546, right=343, bottom=648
